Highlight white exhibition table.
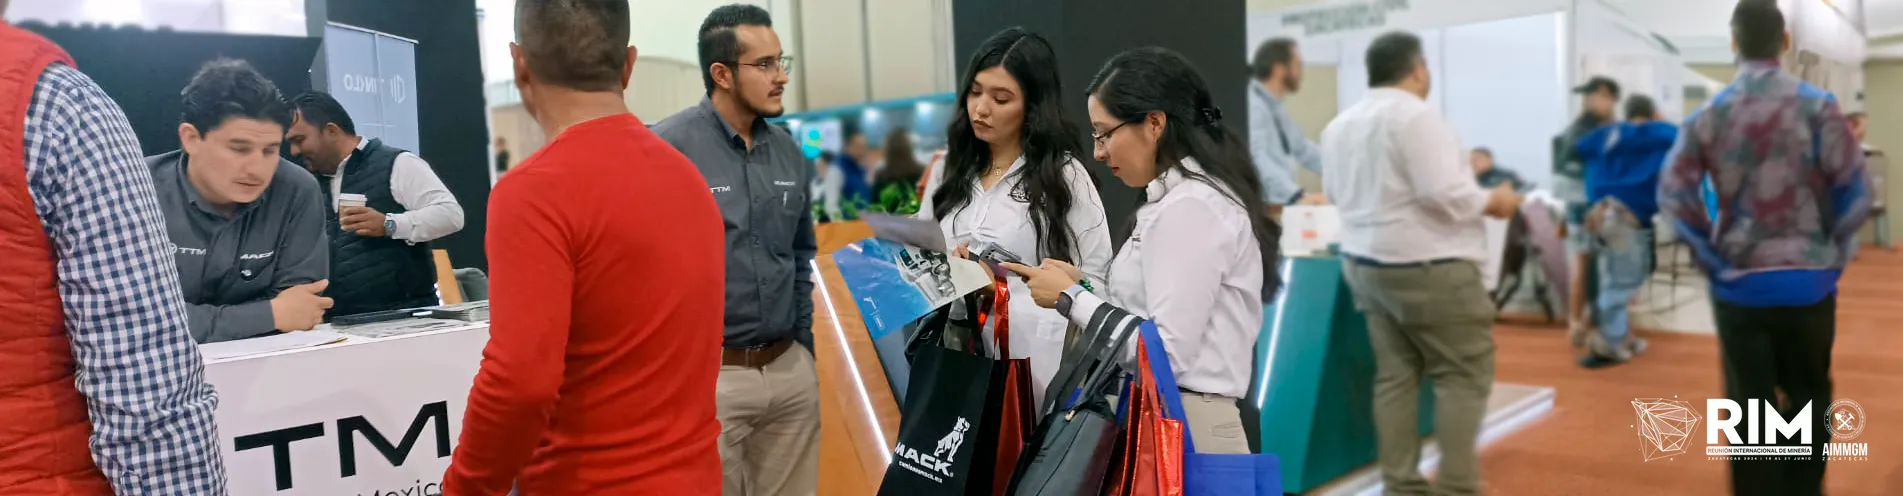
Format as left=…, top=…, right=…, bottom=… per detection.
left=203, top=322, right=489, bottom=496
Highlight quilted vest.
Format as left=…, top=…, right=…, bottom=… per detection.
left=0, top=23, right=115, bottom=495
left=322, top=139, right=438, bottom=317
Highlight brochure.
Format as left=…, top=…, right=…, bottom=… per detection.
left=831, top=237, right=991, bottom=340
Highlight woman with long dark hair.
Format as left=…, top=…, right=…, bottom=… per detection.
left=919, top=27, right=1113, bottom=405
left=872, top=128, right=927, bottom=214
left=1006, top=47, right=1279, bottom=454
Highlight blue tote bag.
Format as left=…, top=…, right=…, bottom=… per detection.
left=1136, top=321, right=1283, bottom=495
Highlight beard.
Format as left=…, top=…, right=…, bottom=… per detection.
left=1286, top=74, right=1302, bottom=92
left=735, top=78, right=785, bottom=118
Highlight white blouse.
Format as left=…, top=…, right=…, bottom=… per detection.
left=918, top=154, right=1114, bottom=401
left=1066, top=157, right=1264, bottom=399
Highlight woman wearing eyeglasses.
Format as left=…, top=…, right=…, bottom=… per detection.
left=1004, top=47, right=1279, bottom=454
left=918, top=27, right=1113, bottom=406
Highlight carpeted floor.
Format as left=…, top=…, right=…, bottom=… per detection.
left=1478, top=250, right=1903, bottom=495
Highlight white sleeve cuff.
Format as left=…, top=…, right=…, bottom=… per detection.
left=1064, top=285, right=1107, bottom=328
left=387, top=213, right=414, bottom=243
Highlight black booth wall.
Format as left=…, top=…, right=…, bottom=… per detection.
left=25, top=3, right=493, bottom=272
left=319, top=0, right=491, bottom=271
left=951, top=0, right=1248, bottom=247
left=19, top=24, right=322, bottom=158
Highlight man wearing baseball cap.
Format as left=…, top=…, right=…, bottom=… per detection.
left=1554, top=75, right=1618, bottom=345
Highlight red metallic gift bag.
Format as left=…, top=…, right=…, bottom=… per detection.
left=1107, top=339, right=1185, bottom=496
left=976, top=270, right=1036, bottom=495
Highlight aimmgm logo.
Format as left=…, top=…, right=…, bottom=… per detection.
left=892, top=416, right=971, bottom=483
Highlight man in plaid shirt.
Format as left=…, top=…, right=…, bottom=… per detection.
left=0, top=11, right=226, bottom=496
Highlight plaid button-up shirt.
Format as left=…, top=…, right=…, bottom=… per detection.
left=23, top=63, right=227, bottom=495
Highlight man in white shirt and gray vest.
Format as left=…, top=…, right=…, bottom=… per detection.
left=286, top=91, right=465, bottom=318
left=1320, top=31, right=1520, bottom=495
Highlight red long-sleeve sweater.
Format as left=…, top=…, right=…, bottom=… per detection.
left=444, top=114, right=725, bottom=495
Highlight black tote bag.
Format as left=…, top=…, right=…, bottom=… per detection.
left=881, top=344, right=996, bottom=494
left=1009, top=304, right=1145, bottom=495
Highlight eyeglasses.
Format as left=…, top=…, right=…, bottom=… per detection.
left=733, top=56, right=796, bottom=76
left=1092, top=121, right=1133, bottom=147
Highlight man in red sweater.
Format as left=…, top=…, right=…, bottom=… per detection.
left=443, top=1, right=725, bottom=494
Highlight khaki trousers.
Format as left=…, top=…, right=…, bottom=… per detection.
left=1341, top=260, right=1496, bottom=496
left=1180, top=391, right=1250, bottom=454
left=717, top=346, right=821, bottom=496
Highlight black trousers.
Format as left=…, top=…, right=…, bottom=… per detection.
left=1712, top=294, right=1836, bottom=496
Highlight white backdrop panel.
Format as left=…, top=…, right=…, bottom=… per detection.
left=1441, top=13, right=1566, bottom=188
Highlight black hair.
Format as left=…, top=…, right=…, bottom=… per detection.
left=935, top=27, right=1091, bottom=265
left=1087, top=47, right=1280, bottom=301
left=179, top=58, right=291, bottom=134
left=515, top=0, right=630, bottom=92
left=876, top=128, right=926, bottom=185
left=1731, top=0, right=1785, bottom=61
left=1250, top=38, right=1298, bottom=81
left=1624, top=94, right=1658, bottom=121
left=1472, top=147, right=1493, bottom=158
left=698, top=4, right=775, bottom=94
left=289, top=91, right=357, bottom=135
left=1366, top=31, right=1423, bottom=88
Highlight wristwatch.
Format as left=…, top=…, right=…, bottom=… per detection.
left=383, top=217, right=397, bottom=238
left=1055, top=285, right=1088, bottom=318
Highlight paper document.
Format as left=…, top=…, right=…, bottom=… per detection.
left=1482, top=217, right=1509, bottom=292
left=860, top=213, right=950, bottom=253
left=832, top=238, right=991, bottom=339
left=322, top=318, right=471, bottom=339
left=1279, top=205, right=1341, bottom=257
left=199, top=330, right=348, bottom=361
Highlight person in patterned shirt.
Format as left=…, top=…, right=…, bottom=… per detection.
left=0, top=10, right=226, bottom=496
left=1657, top=2, right=1871, bottom=494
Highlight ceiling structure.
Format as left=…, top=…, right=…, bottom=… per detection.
left=1248, top=0, right=1903, bottom=61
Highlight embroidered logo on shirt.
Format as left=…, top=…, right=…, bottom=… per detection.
left=173, top=244, right=207, bottom=256
left=239, top=251, right=276, bottom=261
left=773, top=180, right=797, bottom=187
left=711, top=185, right=733, bottom=193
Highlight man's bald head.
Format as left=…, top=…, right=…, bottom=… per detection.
left=515, top=0, right=631, bottom=92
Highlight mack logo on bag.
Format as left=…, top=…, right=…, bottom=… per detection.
left=893, top=416, right=970, bottom=481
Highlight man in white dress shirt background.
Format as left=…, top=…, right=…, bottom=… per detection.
left=1319, top=31, right=1520, bottom=495
left=286, top=91, right=466, bottom=318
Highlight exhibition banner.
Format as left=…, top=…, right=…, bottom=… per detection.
left=205, top=325, right=488, bottom=496
left=324, top=23, right=422, bottom=153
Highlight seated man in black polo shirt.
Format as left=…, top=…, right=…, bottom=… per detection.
left=147, top=58, right=331, bottom=343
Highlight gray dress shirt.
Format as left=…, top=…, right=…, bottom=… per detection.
left=149, top=151, right=330, bottom=343
left=653, top=98, right=817, bottom=349
left=1249, top=81, right=1324, bottom=204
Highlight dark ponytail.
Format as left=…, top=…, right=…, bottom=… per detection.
left=1086, top=47, right=1281, bottom=301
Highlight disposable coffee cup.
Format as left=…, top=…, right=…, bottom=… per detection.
left=337, top=193, right=368, bottom=222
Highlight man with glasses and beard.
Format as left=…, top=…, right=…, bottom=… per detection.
left=1249, top=37, right=1327, bottom=211
left=652, top=4, right=819, bottom=496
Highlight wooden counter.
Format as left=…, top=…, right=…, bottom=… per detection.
left=812, top=221, right=902, bottom=495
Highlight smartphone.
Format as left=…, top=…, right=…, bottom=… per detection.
left=973, top=243, right=1024, bottom=266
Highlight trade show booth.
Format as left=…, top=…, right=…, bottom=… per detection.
left=1239, top=0, right=1873, bottom=490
